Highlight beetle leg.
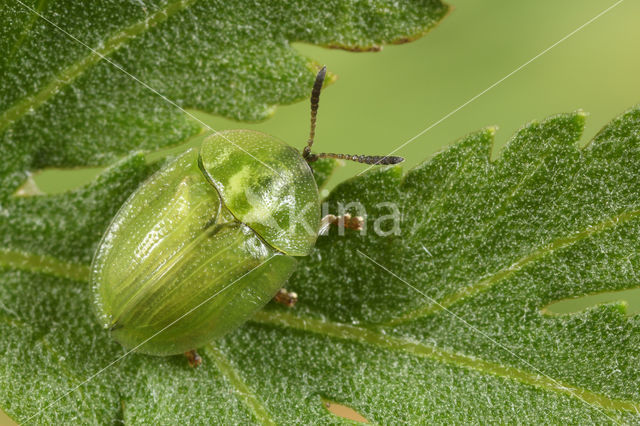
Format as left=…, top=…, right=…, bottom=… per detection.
left=184, top=349, right=202, bottom=367
left=273, top=288, right=298, bottom=307
left=320, top=213, right=364, bottom=234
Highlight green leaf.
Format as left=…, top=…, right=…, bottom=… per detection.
left=1, top=0, right=452, bottom=422
left=0, top=0, right=448, bottom=200
left=4, top=0, right=640, bottom=423
left=3, top=105, right=640, bottom=423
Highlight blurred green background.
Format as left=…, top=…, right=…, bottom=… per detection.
left=26, top=0, right=640, bottom=349
left=3, top=0, right=639, bottom=423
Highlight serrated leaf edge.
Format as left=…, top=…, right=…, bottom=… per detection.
left=386, top=207, right=640, bottom=326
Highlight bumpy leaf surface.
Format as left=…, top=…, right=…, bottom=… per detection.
left=0, top=0, right=448, bottom=199
left=1, top=0, right=452, bottom=423
left=2, top=107, right=640, bottom=423
left=4, top=0, right=640, bottom=424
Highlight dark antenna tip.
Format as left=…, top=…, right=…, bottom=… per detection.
left=384, top=156, right=405, bottom=164
left=317, top=65, right=327, bottom=80
left=302, top=66, right=327, bottom=159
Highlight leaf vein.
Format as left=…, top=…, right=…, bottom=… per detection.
left=0, top=0, right=198, bottom=132
left=251, top=310, right=640, bottom=415
left=204, top=344, right=276, bottom=426
left=7, top=0, right=51, bottom=64
left=388, top=206, right=640, bottom=325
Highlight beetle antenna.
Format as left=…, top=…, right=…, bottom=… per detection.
left=306, top=152, right=404, bottom=165
left=301, top=66, right=404, bottom=167
left=302, top=66, right=326, bottom=160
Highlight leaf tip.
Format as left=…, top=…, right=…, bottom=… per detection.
left=575, top=109, right=589, bottom=118
left=485, top=125, right=499, bottom=137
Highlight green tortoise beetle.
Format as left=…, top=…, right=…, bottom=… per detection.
left=91, top=66, right=403, bottom=366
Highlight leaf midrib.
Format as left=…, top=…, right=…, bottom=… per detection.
left=0, top=0, right=198, bottom=133
left=251, top=310, right=637, bottom=414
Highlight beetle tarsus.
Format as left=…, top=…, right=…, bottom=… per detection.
left=185, top=349, right=202, bottom=367
left=320, top=214, right=364, bottom=234
left=273, top=288, right=298, bottom=307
